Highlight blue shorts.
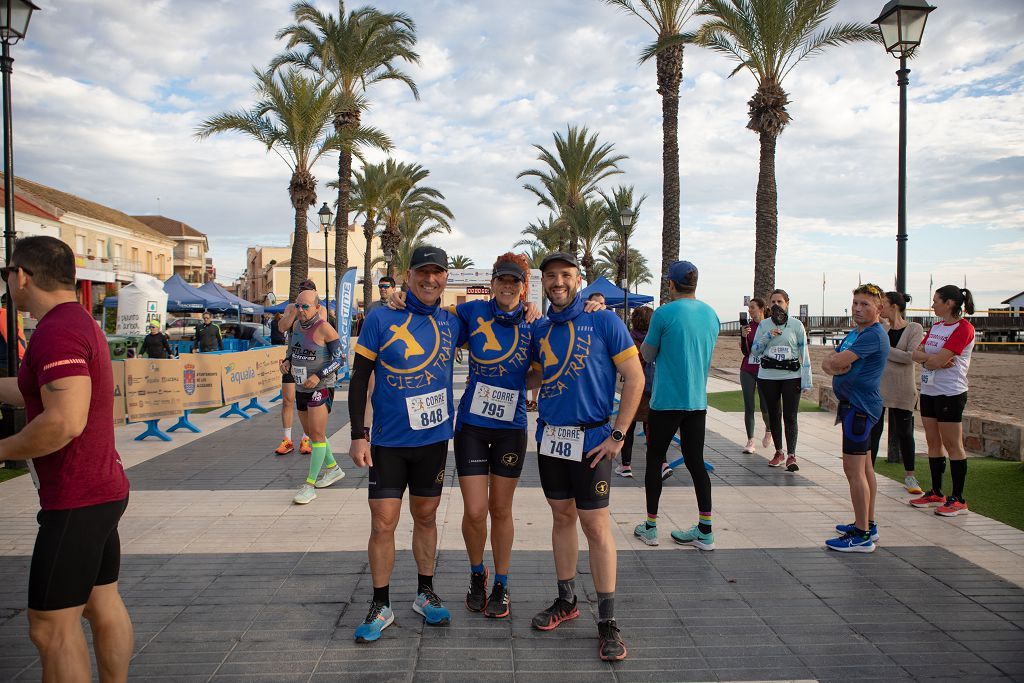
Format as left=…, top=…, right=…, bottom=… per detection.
left=838, top=403, right=876, bottom=456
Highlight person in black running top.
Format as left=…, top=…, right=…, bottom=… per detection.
left=141, top=321, right=174, bottom=359
left=528, top=252, right=643, bottom=662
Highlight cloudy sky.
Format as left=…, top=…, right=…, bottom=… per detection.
left=13, top=0, right=1024, bottom=319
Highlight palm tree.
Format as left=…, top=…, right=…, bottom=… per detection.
left=376, top=162, right=454, bottom=279
left=603, top=0, right=699, bottom=304
left=599, top=185, right=647, bottom=288
left=596, top=245, right=653, bottom=290
left=195, top=67, right=340, bottom=301
left=448, top=255, right=475, bottom=269
left=684, top=0, right=877, bottom=298
left=514, top=214, right=563, bottom=253
left=521, top=244, right=550, bottom=270
left=275, top=1, right=419, bottom=287
left=390, top=210, right=451, bottom=279
left=348, top=161, right=401, bottom=307
left=518, top=125, right=626, bottom=256
left=568, top=199, right=612, bottom=284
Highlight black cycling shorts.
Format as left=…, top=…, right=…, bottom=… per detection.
left=281, top=372, right=295, bottom=384
left=369, top=441, right=449, bottom=499
left=454, top=423, right=527, bottom=478
left=29, top=496, right=129, bottom=611
left=536, top=444, right=612, bottom=510
left=837, top=403, right=876, bottom=456
left=920, top=392, right=968, bottom=423
left=296, top=387, right=334, bottom=413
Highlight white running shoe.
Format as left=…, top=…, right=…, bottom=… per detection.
left=292, top=484, right=317, bottom=504
left=762, top=431, right=772, bottom=448
left=315, top=466, right=346, bottom=489
left=742, top=438, right=756, bottom=454
left=614, top=464, right=633, bottom=478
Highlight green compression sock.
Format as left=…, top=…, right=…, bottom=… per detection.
left=324, top=440, right=337, bottom=469
left=307, top=442, right=329, bottom=485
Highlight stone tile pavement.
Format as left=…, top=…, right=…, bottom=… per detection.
left=0, top=366, right=1022, bottom=681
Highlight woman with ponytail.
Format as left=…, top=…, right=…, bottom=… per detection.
left=911, top=285, right=976, bottom=516
left=869, top=292, right=925, bottom=494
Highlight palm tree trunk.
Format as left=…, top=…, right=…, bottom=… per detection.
left=288, top=170, right=315, bottom=302
left=335, top=149, right=351, bottom=292
left=752, top=130, right=778, bottom=300
left=362, top=219, right=375, bottom=310
left=657, top=45, right=683, bottom=306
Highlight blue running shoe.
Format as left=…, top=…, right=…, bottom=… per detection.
left=825, top=533, right=875, bottom=553
left=670, top=525, right=715, bottom=551
left=354, top=601, right=394, bottom=643
left=834, top=522, right=879, bottom=542
left=413, top=588, right=451, bottom=625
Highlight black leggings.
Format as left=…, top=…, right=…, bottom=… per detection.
left=869, top=407, right=916, bottom=469
left=758, top=377, right=801, bottom=454
left=620, top=420, right=648, bottom=467
left=645, top=409, right=711, bottom=517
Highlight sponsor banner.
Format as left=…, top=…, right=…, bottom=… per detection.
left=336, top=266, right=357, bottom=371
left=179, top=353, right=224, bottom=409
left=219, top=352, right=260, bottom=403
left=124, top=358, right=184, bottom=422
left=112, top=360, right=126, bottom=426
left=249, top=345, right=287, bottom=395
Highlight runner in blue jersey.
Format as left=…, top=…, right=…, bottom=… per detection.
left=347, top=246, right=465, bottom=643
left=527, top=252, right=644, bottom=662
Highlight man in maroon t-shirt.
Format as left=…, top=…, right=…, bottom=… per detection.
left=0, top=236, right=132, bottom=683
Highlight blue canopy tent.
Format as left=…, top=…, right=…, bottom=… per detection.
left=580, top=275, right=654, bottom=309
left=102, top=274, right=237, bottom=313
left=198, top=281, right=264, bottom=317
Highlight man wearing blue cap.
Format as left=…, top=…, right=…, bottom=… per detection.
left=636, top=261, right=720, bottom=549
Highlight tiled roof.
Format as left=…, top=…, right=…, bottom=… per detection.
left=133, top=215, right=207, bottom=239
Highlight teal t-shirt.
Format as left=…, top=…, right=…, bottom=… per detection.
left=643, top=298, right=720, bottom=411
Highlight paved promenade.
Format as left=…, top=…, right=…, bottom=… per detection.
left=1, top=366, right=1023, bottom=682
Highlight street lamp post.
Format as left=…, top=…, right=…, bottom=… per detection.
left=872, top=0, right=935, bottom=296
left=318, top=203, right=333, bottom=319
left=1, top=0, right=38, bottom=377
left=618, top=207, right=635, bottom=329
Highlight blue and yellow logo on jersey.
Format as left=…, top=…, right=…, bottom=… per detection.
left=539, top=321, right=592, bottom=399
left=468, top=314, right=531, bottom=379
left=377, top=312, right=454, bottom=389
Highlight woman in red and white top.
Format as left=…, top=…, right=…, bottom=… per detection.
left=910, top=285, right=976, bottom=516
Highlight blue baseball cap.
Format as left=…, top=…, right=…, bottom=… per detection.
left=666, top=260, right=698, bottom=285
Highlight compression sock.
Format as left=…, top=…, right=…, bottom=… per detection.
left=471, top=563, right=485, bottom=575
left=418, top=574, right=434, bottom=594
left=283, top=427, right=292, bottom=441
left=557, top=576, right=576, bottom=603
left=597, top=592, right=615, bottom=621
left=373, top=585, right=390, bottom=607
left=698, top=511, right=713, bottom=535
left=306, top=442, right=328, bottom=485
left=645, top=513, right=657, bottom=530
left=323, top=440, right=337, bottom=469
left=494, top=573, right=508, bottom=588
left=950, top=459, right=967, bottom=502
left=929, top=457, right=946, bottom=496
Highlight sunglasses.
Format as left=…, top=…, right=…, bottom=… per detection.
left=296, top=304, right=314, bottom=310
left=379, top=284, right=393, bottom=289
left=0, top=265, right=32, bottom=282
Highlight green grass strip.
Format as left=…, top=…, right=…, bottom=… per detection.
left=707, top=390, right=822, bottom=413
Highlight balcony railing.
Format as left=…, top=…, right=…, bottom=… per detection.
left=112, top=258, right=143, bottom=273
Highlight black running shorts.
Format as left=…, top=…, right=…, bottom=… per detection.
left=29, top=496, right=129, bottom=611
left=536, top=447, right=612, bottom=510
left=296, top=387, right=334, bottom=413
left=838, top=403, right=876, bottom=456
left=369, top=441, right=449, bottom=499
left=454, top=423, right=527, bottom=478
left=281, top=372, right=295, bottom=384
left=920, top=392, right=968, bottom=423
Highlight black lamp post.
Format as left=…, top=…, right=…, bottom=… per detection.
left=618, top=207, right=635, bottom=328
left=1, top=0, right=38, bottom=377
left=872, top=0, right=935, bottom=297
left=317, top=202, right=333, bottom=318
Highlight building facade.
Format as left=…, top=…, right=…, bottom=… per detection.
left=133, top=215, right=211, bottom=284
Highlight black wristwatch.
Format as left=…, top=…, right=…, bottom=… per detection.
left=611, top=429, right=624, bottom=442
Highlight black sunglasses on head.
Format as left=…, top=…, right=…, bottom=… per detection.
left=0, top=265, right=32, bottom=282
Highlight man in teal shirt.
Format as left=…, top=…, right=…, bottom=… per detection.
left=636, top=260, right=720, bottom=549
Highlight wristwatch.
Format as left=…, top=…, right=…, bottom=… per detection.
left=611, top=429, right=624, bottom=442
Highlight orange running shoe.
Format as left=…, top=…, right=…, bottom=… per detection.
left=274, top=438, right=294, bottom=455
left=300, top=436, right=312, bottom=454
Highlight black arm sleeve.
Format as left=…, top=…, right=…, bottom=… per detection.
left=348, top=353, right=374, bottom=440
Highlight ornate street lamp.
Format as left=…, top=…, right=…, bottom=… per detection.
left=618, top=207, right=635, bottom=328
left=318, top=202, right=333, bottom=317
left=1, top=0, right=39, bottom=376
left=872, top=0, right=936, bottom=296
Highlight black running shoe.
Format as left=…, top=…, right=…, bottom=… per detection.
left=531, top=596, right=579, bottom=631
left=483, top=582, right=510, bottom=618
left=598, top=619, right=627, bottom=661
left=466, top=569, right=487, bottom=612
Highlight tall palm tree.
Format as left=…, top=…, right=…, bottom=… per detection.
left=514, top=214, right=563, bottom=253
left=348, top=161, right=401, bottom=307
left=376, top=162, right=454, bottom=279
left=568, top=199, right=612, bottom=284
left=390, top=210, right=451, bottom=279
left=684, top=0, right=877, bottom=298
left=603, top=0, right=699, bottom=304
left=521, top=244, right=550, bottom=270
left=599, top=185, right=647, bottom=288
left=448, top=255, right=475, bottom=269
left=596, top=245, right=653, bottom=290
left=195, top=67, right=340, bottom=301
left=518, top=125, right=626, bottom=256
left=275, top=1, right=419, bottom=287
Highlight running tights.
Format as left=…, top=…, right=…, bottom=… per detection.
left=739, top=371, right=769, bottom=440
left=620, top=420, right=647, bottom=468
left=645, top=409, right=711, bottom=517
left=758, top=377, right=801, bottom=454
left=868, top=407, right=916, bottom=469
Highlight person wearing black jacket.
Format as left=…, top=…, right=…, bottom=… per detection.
left=142, top=322, right=174, bottom=358
left=194, top=313, right=223, bottom=352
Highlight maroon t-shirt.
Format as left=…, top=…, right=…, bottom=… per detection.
left=740, top=320, right=762, bottom=376
left=18, top=302, right=129, bottom=510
